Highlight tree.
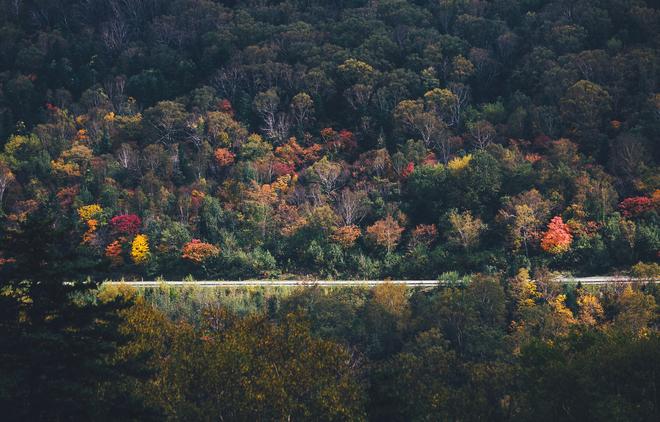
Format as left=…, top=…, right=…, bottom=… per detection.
left=519, top=330, right=660, bottom=422
left=560, top=80, right=612, bottom=154
left=131, top=234, right=150, bottom=264
left=446, top=209, right=486, bottom=249
left=541, top=216, right=572, bottom=254
left=409, top=224, right=437, bottom=249
left=446, top=154, right=472, bottom=172
left=425, top=85, right=470, bottom=129
left=130, top=310, right=367, bottom=420
left=614, top=286, right=656, bottom=335
left=105, top=240, right=124, bottom=266
left=618, top=196, right=654, bottom=218
left=394, top=99, right=446, bottom=148
left=214, top=147, right=235, bottom=167
left=576, top=289, right=604, bottom=326
left=143, top=101, right=188, bottom=146
left=199, top=196, right=225, bottom=243
left=182, top=239, right=220, bottom=263
left=335, top=188, right=368, bottom=226
left=370, top=329, right=462, bottom=421
left=0, top=160, right=15, bottom=213
left=290, top=92, right=314, bottom=133
left=337, top=59, right=375, bottom=85
left=447, top=151, right=502, bottom=216
left=509, top=268, right=541, bottom=317
left=254, top=89, right=289, bottom=143
left=0, top=204, right=152, bottom=420
left=116, top=143, right=138, bottom=170
left=468, top=120, right=496, bottom=150
left=498, top=189, right=551, bottom=256
left=367, top=215, right=405, bottom=253
left=450, top=54, right=475, bottom=81
left=78, top=204, right=103, bottom=221
left=307, top=157, right=343, bottom=195
left=110, top=214, right=142, bottom=236
left=51, top=143, right=94, bottom=179
left=331, top=225, right=361, bottom=248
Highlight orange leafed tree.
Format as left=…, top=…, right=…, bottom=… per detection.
left=410, top=224, right=437, bottom=247
left=541, top=216, right=572, bottom=254
left=82, top=219, right=98, bottom=244
left=105, top=240, right=124, bottom=266
left=214, top=148, right=236, bottom=167
left=331, top=225, right=361, bottom=248
left=182, top=239, right=220, bottom=263
left=367, top=215, right=404, bottom=253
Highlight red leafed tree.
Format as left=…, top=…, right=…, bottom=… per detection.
left=322, top=128, right=357, bottom=153
left=272, top=161, right=296, bottom=176
left=214, top=148, right=236, bottom=167
left=182, top=239, right=220, bottom=263
left=618, top=196, right=653, bottom=217
left=401, top=162, right=415, bottom=178
left=219, top=99, right=234, bottom=115
left=110, top=214, right=142, bottom=235
left=541, top=216, right=572, bottom=254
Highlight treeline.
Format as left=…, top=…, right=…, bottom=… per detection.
left=0, top=0, right=659, bottom=280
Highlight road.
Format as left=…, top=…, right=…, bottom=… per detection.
left=105, top=276, right=659, bottom=288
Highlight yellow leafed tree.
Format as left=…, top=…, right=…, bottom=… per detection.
left=447, top=154, right=472, bottom=172
left=131, top=234, right=150, bottom=264
left=77, top=204, right=103, bottom=221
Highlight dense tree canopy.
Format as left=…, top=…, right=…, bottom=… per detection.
left=0, top=0, right=658, bottom=281
left=0, top=1, right=658, bottom=419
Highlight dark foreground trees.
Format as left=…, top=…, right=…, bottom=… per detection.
left=0, top=204, right=156, bottom=420
left=1, top=247, right=658, bottom=421
left=92, top=280, right=659, bottom=422
left=111, top=294, right=367, bottom=421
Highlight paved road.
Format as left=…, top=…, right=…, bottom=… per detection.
left=105, top=276, right=658, bottom=288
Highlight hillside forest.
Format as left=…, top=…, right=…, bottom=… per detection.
left=0, top=0, right=658, bottom=280
left=0, top=1, right=659, bottom=421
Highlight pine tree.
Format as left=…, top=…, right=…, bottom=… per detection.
left=0, top=202, right=156, bottom=420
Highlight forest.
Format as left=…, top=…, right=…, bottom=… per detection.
left=0, top=0, right=658, bottom=420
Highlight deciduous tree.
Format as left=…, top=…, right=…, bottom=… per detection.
left=367, top=215, right=405, bottom=253
left=540, top=216, right=572, bottom=254
left=131, top=234, right=150, bottom=264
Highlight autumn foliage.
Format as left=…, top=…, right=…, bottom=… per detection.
left=110, top=214, right=142, bottom=235
left=401, top=162, right=415, bottom=178
left=105, top=240, right=124, bottom=266
left=618, top=196, right=654, bottom=217
left=82, top=219, right=98, bottom=244
left=367, top=215, right=404, bottom=253
left=214, top=148, right=236, bottom=167
left=541, top=216, right=573, bottom=254
left=182, top=239, right=220, bottom=263
left=77, top=204, right=102, bottom=221
left=1, top=1, right=660, bottom=420
left=331, top=225, right=361, bottom=248
left=131, top=234, right=150, bottom=264
left=411, top=224, right=438, bottom=247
